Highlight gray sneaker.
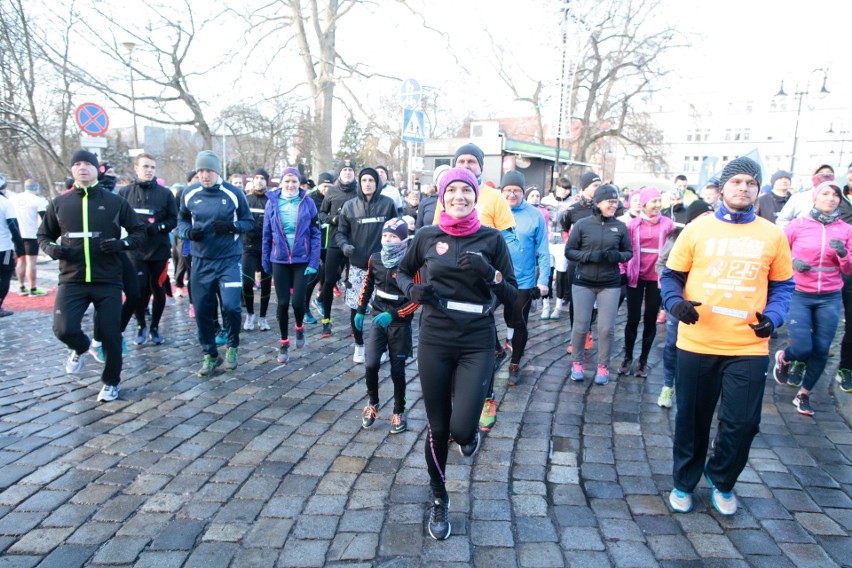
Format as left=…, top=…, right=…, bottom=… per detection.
left=224, top=347, right=238, bottom=371
left=65, top=349, right=86, bottom=374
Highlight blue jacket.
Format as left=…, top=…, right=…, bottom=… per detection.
left=261, top=188, right=321, bottom=273
left=508, top=200, right=551, bottom=289
left=177, top=180, right=254, bottom=259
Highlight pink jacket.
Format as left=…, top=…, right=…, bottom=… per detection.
left=785, top=216, right=852, bottom=294
left=624, top=215, right=675, bottom=288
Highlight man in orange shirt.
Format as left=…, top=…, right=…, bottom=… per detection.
left=661, top=157, right=794, bottom=517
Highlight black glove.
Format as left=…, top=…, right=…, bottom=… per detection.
left=187, top=228, right=204, bottom=242
left=530, top=287, right=542, bottom=300
left=145, top=223, right=161, bottom=235
left=830, top=239, right=848, bottom=258
left=670, top=300, right=702, bottom=325
left=100, top=239, right=126, bottom=253
left=458, top=251, right=495, bottom=281
left=50, top=245, right=71, bottom=260
left=792, top=259, right=811, bottom=273
left=342, top=244, right=355, bottom=257
left=749, top=311, right=774, bottom=338
left=604, top=250, right=620, bottom=263
left=211, top=220, right=234, bottom=235
left=409, top=284, right=437, bottom=304
left=587, top=251, right=605, bottom=263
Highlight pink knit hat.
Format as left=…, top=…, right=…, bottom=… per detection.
left=639, top=186, right=661, bottom=208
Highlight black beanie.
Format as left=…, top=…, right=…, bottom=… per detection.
left=686, top=199, right=714, bottom=223
left=70, top=149, right=99, bottom=169
left=318, top=171, right=335, bottom=184
left=719, top=157, right=762, bottom=189
left=186, top=170, right=197, bottom=183
left=501, top=170, right=525, bottom=190
left=382, top=217, right=409, bottom=241
left=253, top=168, right=270, bottom=183
left=580, top=171, right=602, bottom=191
left=593, top=184, right=619, bottom=204
left=454, top=143, right=485, bottom=169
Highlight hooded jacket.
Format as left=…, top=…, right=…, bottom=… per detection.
left=319, top=180, right=358, bottom=249
left=334, top=183, right=397, bottom=269
left=37, top=183, right=146, bottom=284
left=118, top=179, right=178, bottom=261
left=176, top=180, right=255, bottom=259
left=565, top=208, right=632, bottom=288
left=243, top=191, right=269, bottom=253
left=261, top=188, right=321, bottom=272
left=784, top=214, right=852, bottom=294
left=624, top=215, right=675, bottom=287
left=357, top=251, right=420, bottom=323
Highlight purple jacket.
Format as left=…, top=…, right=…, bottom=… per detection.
left=262, top=188, right=321, bottom=273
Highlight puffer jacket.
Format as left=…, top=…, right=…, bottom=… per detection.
left=565, top=209, right=632, bottom=288
left=784, top=214, right=852, bottom=294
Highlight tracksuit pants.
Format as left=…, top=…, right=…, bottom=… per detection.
left=191, top=256, right=242, bottom=357
left=365, top=322, right=412, bottom=415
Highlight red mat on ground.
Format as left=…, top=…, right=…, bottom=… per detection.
left=3, top=291, right=55, bottom=314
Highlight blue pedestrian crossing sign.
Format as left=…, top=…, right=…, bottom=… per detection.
left=402, top=108, right=425, bottom=143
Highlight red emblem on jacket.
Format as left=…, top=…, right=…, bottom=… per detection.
left=436, top=242, right=448, bottom=255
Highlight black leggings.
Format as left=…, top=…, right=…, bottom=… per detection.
left=419, top=346, right=493, bottom=493
left=503, top=288, right=534, bottom=364
left=116, top=254, right=141, bottom=333
left=242, top=252, right=271, bottom=317
left=624, top=280, right=662, bottom=363
left=320, top=247, right=347, bottom=320
left=555, top=269, right=569, bottom=302
left=350, top=309, right=364, bottom=345
left=123, top=257, right=169, bottom=330
left=365, top=322, right=412, bottom=414
left=271, top=262, right=308, bottom=340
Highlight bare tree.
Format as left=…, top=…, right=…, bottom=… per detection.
left=218, top=98, right=301, bottom=174
left=567, top=0, right=684, bottom=170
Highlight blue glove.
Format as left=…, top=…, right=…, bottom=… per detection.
left=354, top=313, right=364, bottom=331
left=305, top=266, right=318, bottom=276
left=373, top=312, right=393, bottom=328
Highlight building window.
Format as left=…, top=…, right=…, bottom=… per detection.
left=686, top=131, right=693, bottom=142
left=725, top=129, right=731, bottom=141
left=743, top=128, right=750, bottom=141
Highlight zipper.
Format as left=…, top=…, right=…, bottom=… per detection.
left=83, top=187, right=91, bottom=283
left=818, top=223, right=826, bottom=293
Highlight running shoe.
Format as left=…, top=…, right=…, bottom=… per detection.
left=540, top=299, right=551, bottom=320
left=17, top=286, right=28, bottom=296
left=277, top=341, right=290, bottom=364
left=322, top=319, right=332, bottom=338
left=304, top=309, right=317, bottom=324
left=215, top=328, right=228, bottom=346
left=0, top=308, right=12, bottom=317
left=836, top=368, right=852, bottom=393
left=28, top=288, right=48, bottom=297
left=135, top=325, right=148, bottom=345
left=89, top=341, right=105, bottom=363
left=458, top=431, right=480, bottom=458
left=65, top=349, right=86, bottom=374
left=258, top=317, right=270, bottom=331
left=427, top=494, right=451, bottom=541
left=773, top=350, right=791, bottom=385
left=584, top=332, right=593, bottom=351
left=295, top=325, right=306, bottom=349
left=787, top=361, right=806, bottom=388
left=669, top=489, right=693, bottom=513
left=478, top=398, right=497, bottom=431
left=507, top=363, right=520, bottom=387
left=657, top=386, right=674, bottom=408
left=793, top=392, right=814, bottom=416
left=618, top=357, right=632, bottom=375
left=353, top=344, right=365, bottom=364
left=188, top=304, right=195, bottom=318
left=244, top=313, right=257, bottom=331
left=634, top=360, right=648, bottom=378
left=97, top=384, right=120, bottom=402
left=197, top=354, right=223, bottom=377
left=149, top=327, right=164, bottom=345
left=704, top=469, right=737, bottom=515
left=657, top=309, right=667, bottom=324
left=570, top=362, right=584, bottom=382
left=224, top=347, right=238, bottom=371
left=594, top=364, right=609, bottom=385
left=390, top=413, right=407, bottom=434
left=361, top=404, right=377, bottom=428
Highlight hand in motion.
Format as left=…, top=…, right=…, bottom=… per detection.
left=304, top=266, right=318, bottom=276
left=457, top=251, right=495, bottom=281
left=670, top=300, right=701, bottom=325
left=353, top=313, right=364, bottom=331
left=99, top=239, right=126, bottom=253
left=748, top=311, right=774, bottom=338
left=830, top=239, right=848, bottom=258
left=604, top=250, right=620, bottom=263
left=373, top=312, right=393, bottom=328
left=187, top=228, right=204, bottom=241
left=341, top=244, right=355, bottom=257
left=50, top=245, right=72, bottom=260
left=792, top=259, right=811, bottom=273
left=409, top=284, right=437, bottom=304
left=211, top=220, right=234, bottom=235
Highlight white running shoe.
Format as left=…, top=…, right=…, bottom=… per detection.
left=65, top=349, right=86, bottom=374
left=353, top=344, right=366, bottom=364
left=97, top=384, right=120, bottom=402
left=258, top=317, right=271, bottom=331
left=244, top=313, right=257, bottom=331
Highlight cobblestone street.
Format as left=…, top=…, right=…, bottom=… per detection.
left=0, top=261, right=850, bottom=567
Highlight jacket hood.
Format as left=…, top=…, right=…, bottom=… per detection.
left=357, top=167, right=382, bottom=202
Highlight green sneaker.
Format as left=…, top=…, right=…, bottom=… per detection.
left=224, top=347, right=238, bottom=371
left=478, top=398, right=497, bottom=431
left=390, top=413, right=407, bottom=434
left=787, top=361, right=806, bottom=388
left=836, top=368, right=852, bottom=393
left=657, top=386, right=674, bottom=408
left=197, top=354, right=223, bottom=377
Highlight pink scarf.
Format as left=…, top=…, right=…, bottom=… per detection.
left=438, top=210, right=481, bottom=237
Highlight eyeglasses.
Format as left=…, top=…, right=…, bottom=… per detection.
left=501, top=187, right=523, bottom=194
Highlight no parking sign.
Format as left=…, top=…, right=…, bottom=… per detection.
left=75, top=103, right=109, bottom=136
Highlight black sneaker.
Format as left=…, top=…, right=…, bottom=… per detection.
left=787, top=361, right=806, bottom=388
left=836, top=368, right=852, bottom=393
left=458, top=431, right=480, bottom=458
left=507, top=363, right=520, bottom=387
left=427, top=494, right=451, bottom=540
left=773, top=350, right=791, bottom=385
left=321, top=320, right=332, bottom=338
left=793, top=392, right=814, bottom=416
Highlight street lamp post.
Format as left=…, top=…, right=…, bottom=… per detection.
left=121, top=41, right=139, bottom=149
left=828, top=119, right=852, bottom=170
left=775, top=68, right=829, bottom=173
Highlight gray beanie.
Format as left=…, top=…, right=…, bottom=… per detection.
left=454, top=143, right=485, bottom=169
left=719, top=157, right=762, bottom=189
left=195, top=150, right=222, bottom=174
left=501, top=170, right=525, bottom=190
left=770, top=170, right=791, bottom=187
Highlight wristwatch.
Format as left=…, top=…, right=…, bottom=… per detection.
left=492, top=270, right=503, bottom=285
